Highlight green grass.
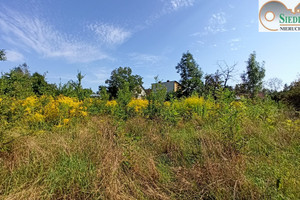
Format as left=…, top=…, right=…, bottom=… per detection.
left=0, top=113, right=299, bottom=199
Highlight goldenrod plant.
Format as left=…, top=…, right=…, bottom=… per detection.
left=0, top=56, right=299, bottom=199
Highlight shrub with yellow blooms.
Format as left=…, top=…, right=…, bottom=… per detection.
left=106, top=100, right=117, bottom=107
left=0, top=95, right=89, bottom=130
left=127, top=99, right=148, bottom=114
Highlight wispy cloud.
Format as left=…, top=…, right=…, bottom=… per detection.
left=205, top=12, right=227, bottom=34
left=168, top=0, right=195, bottom=11
left=129, top=53, right=162, bottom=65
left=190, top=11, right=227, bottom=37
left=88, top=23, right=131, bottom=46
left=0, top=8, right=108, bottom=63
left=83, top=67, right=111, bottom=86
left=145, top=0, right=195, bottom=26
left=228, top=38, right=241, bottom=51
left=5, top=50, right=25, bottom=62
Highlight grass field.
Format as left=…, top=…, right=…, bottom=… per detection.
left=0, top=95, right=299, bottom=199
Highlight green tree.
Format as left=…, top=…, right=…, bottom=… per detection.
left=32, top=72, right=57, bottom=96
left=0, top=63, right=34, bottom=98
left=241, top=52, right=265, bottom=97
left=57, top=72, right=92, bottom=100
left=0, top=49, right=6, bottom=61
left=147, top=76, right=167, bottom=118
left=98, top=86, right=109, bottom=101
left=175, top=51, right=203, bottom=97
left=105, top=67, right=143, bottom=98
left=204, top=70, right=223, bottom=99
left=280, top=78, right=300, bottom=110
left=58, top=81, right=76, bottom=97
left=71, top=72, right=89, bottom=100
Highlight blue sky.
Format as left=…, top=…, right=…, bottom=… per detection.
left=0, top=0, right=299, bottom=92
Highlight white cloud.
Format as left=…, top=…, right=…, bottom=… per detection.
left=83, top=67, right=111, bottom=86
left=190, top=32, right=202, bottom=37
left=229, top=4, right=235, bottom=9
left=88, top=23, right=131, bottom=46
left=229, top=38, right=241, bottom=43
left=191, top=12, right=228, bottom=37
left=204, top=12, right=227, bottom=34
left=145, top=0, right=195, bottom=26
left=5, top=50, right=25, bottom=62
left=197, top=40, right=205, bottom=45
left=228, top=38, right=241, bottom=51
left=129, top=53, right=162, bottom=65
left=0, top=8, right=108, bottom=63
left=168, top=0, right=195, bottom=11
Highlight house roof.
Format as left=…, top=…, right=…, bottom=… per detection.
left=90, top=94, right=101, bottom=97
left=152, top=80, right=181, bottom=86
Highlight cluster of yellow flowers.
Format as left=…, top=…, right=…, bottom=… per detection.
left=125, top=97, right=219, bottom=118
left=0, top=95, right=256, bottom=129
left=105, top=100, right=117, bottom=107
left=127, top=99, right=148, bottom=113
left=0, top=95, right=88, bottom=128
left=284, top=119, right=300, bottom=133
left=184, top=96, right=205, bottom=109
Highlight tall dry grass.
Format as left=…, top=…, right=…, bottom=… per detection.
left=0, top=112, right=299, bottom=199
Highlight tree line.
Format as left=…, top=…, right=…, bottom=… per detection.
left=0, top=49, right=299, bottom=110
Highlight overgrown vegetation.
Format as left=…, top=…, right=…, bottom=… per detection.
left=0, top=50, right=299, bottom=199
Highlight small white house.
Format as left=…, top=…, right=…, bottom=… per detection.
left=134, top=85, right=146, bottom=99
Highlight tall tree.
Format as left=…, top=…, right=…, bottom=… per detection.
left=217, top=60, right=237, bottom=88
left=266, top=77, right=283, bottom=92
left=175, top=51, right=203, bottom=96
left=280, top=77, right=300, bottom=110
left=32, top=72, right=57, bottom=96
left=0, top=49, right=6, bottom=61
left=204, top=70, right=223, bottom=98
left=1, top=63, right=33, bottom=98
left=241, top=52, right=265, bottom=97
left=105, top=67, right=143, bottom=98
left=98, top=86, right=109, bottom=101
left=57, top=72, right=92, bottom=100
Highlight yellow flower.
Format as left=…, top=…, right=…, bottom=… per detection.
left=106, top=100, right=117, bottom=107
left=128, top=99, right=148, bottom=113
left=63, top=118, right=70, bottom=125
left=56, top=124, right=63, bottom=128
left=22, top=96, right=38, bottom=107
left=24, top=107, right=31, bottom=114
left=70, top=109, right=76, bottom=115
left=184, top=96, right=205, bottom=109
left=80, top=111, right=88, bottom=117
left=164, top=101, right=171, bottom=107
left=33, top=113, right=44, bottom=122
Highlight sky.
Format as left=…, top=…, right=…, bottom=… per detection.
left=0, top=0, right=299, bottom=92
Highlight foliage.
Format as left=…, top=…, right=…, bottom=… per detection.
left=128, top=99, right=148, bottom=115
left=175, top=51, right=204, bottom=97
left=0, top=49, right=6, bottom=61
left=0, top=64, right=59, bottom=98
left=31, top=72, right=57, bottom=96
left=105, top=67, right=143, bottom=98
left=0, top=52, right=299, bottom=199
left=98, top=85, right=109, bottom=101
left=57, top=72, right=93, bottom=100
left=280, top=78, right=300, bottom=110
left=240, top=52, right=265, bottom=97
left=0, top=64, right=34, bottom=98
left=204, top=70, right=223, bottom=99
left=147, top=78, right=167, bottom=118
left=0, top=96, right=299, bottom=199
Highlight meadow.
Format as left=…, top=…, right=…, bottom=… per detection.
left=0, top=92, right=299, bottom=199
